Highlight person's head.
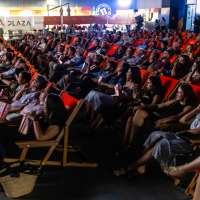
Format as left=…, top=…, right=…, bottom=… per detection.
left=103, top=34, right=107, bottom=40
left=58, top=45, right=65, bottom=52
left=118, top=45, right=126, bottom=54
left=4, top=53, right=12, bottom=62
left=135, top=49, right=144, bottom=58
left=178, top=38, right=183, bottom=45
left=30, top=75, right=47, bottom=90
left=129, top=38, right=134, bottom=45
left=169, top=35, right=174, bottom=42
left=12, top=56, right=18, bottom=64
left=66, top=35, right=71, bottom=43
left=93, top=55, right=104, bottom=66
left=162, top=17, right=165, bottom=20
left=15, top=58, right=26, bottom=68
left=116, top=63, right=130, bottom=74
left=39, top=87, right=60, bottom=103
left=105, top=61, right=117, bottom=72
left=44, top=94, right=66, bottom=126
left=126, top=67, right=141, bottom=84
left=68, top=46, right=76, bottom=56
left=17, top=71, right=31, bottom=85
left=94, top=39, right=100, bottom=46
left=161, top=41, right=168, bottom=49
left=80, top=38, right=86, bottom=46
left=105, top=30, right=109, bottom=34
left=123, top=35, right=129, bottom=42
left=192, top=61, right=200, bottom=72
left=41, top=38, right=47, bottom=44
left=51, top=41, right=57, bottom=48
left=149, top=52, right=158, bottom=60
left=143, top=40, right=149, bottom=45
left=197, top=35, right=200, bottom=41
left=61, top=34, right=65, bottom=40
left=117, top=31, right=122, bottom=36
left=97, top=32, right=102, bottom=38
left=162, top=50, right=172, bottom=59
left=101, top=41, right=107, bottom=48
left=187, top=45, right=193, bottom=53
left=172, top=42, right=179, bottom=50
left=76, top=47, right=84, bottom=56
left=176, top=84, right=196, bottom=106
left=147, top=75, right=163, bottom=95
left=178, top=55, right=190, bottom=67
left=126, top=47, right=134, bottom=57
left=152, top=41, right=157, bottom=47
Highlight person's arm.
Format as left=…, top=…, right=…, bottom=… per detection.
left=171, top=62, right=178, bottom=77
left=26, top=113, right=59, bottom=141
left=154, top=105, right=193, bottom=128
left=9, top=104, right=27, bottom=113
left=100, top=82, right=115, bottom=88
left=134, top=99, right=177, bottom=112
left=179, top=105, right=199, bottom=125
left=12, top=83, right=29, bottom=102
left=186, top=71, right=194, bottom=82
left=140, top=94, right=161, bottom=106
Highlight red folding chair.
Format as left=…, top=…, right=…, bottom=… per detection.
left=70, top=37, right=78, bottom=44
left=187, top=83, right=200, bottom=105
left=169, top=55, right=177, bottom=64
left=133, top=39, right=144, bottom=47
left=87, top=40, right=95, bottom=50
left=187, top=39, right=197, bottom=46
left=106, top=44, right=120, bottom=56
left=139, top=69, right=154, bottom=88
left=160, top=75, right=180, bottom=102
left=30, top=72, right=40, bottom=83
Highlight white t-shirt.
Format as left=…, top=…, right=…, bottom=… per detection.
left=39, top=43, right=46, bottom=49
left=160, top=20, right=166, bottom=26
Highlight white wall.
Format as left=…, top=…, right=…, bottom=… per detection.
left=136, top=0, right=162, bottom=9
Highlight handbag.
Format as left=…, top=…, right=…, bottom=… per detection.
left=0, top=161, right=41, bottom=198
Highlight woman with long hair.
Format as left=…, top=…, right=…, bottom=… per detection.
left=118, top=84, right=196, bottom=154
left=0, top=94, right=66, bottom=167
left=185, top=61, right=200, bottom=85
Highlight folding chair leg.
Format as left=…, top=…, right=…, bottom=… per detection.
left=19, top=148, right=28, bottom=161
left=63, top=126, right=69, bottom=166
left=185, top=173, right=199, bottom=196
left=41, top=146, right=57, bottom=166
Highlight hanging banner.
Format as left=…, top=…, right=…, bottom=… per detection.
left=33, top=16, right=44, bottom=30
left=5, top=17, right=32, bottom=31
left=122, top=14, right=132, bottom=25
left=107, top=15, right=123, bottom=24
left=93, top=15, right=107, bottom=24
left=44, top=16, right=61, bottom=25
left=63, top=16, right=82, bottom=25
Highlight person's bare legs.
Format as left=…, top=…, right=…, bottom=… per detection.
left=128, top=109, right=154, bottom=145
left=115, top=147, right=155, bottom=175
left=23, top=46, right=30, bottom=57
left=84, top=101, right=92, bottom=117
left=120, top=116, right=133, bottom=150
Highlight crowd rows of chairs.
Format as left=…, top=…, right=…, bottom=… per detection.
left=2, top=28, right=200, bottom=198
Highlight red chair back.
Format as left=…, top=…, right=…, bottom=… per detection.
left=169, top=55, right=177, bottom=64
left=133, top=39, right=144, bottom=47
left=61, top=92, right=79, bottom=117
left=70, top=37, right=78, bottom=44
left=139, top=69, right=153, bottom=88
left=187, top=39, right=197, bottom=46
left=188, top=83, right=200, bottom=105
left=106, top=44, right=120, bottom=56
left=29, top=68, right=36, bottom=74
left=46, top=82, right=52, bottom=88
left=30, top=72, right=40, bottom=83
left=160, top=75, right=179, bottom=102
left=194, top=46, right=200, bottom=55
left=87, top=40, right=95, bottom=50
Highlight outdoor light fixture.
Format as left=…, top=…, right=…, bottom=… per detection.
left=118, top=0, right=132, bottom=7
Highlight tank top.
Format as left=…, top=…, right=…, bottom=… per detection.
left=142, top=91, right=157, bottom=105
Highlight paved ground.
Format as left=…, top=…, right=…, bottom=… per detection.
left=0, top=110, right=195, bottom=200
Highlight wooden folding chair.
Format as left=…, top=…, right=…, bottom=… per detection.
left=106, top=44, right=120, bottom=56
left=4, top=92, right=98, bottom=167
left=133, top=39, right=144, bottom=47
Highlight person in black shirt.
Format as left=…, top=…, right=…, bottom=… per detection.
left=168, top=42, right=181, bottom=55
left=0, top=94, right=66, bottom=167
left=155, top=41, right=168, bottom=53
left=194, top=16, right=200, bottom=33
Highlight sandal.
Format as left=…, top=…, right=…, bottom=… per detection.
left=163, top=166, right=185, bottom=180
left=113, top=167, right=129, bottom=177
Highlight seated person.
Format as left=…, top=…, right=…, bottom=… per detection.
left=114, top=102, right=199, bottom=178
left=183, top=45, right=194, bottom=59
left=171, top=55, right=190, bottom=79
left=118, top=47, right=134, bottom=62
left=48, top=47, right=84, bottom=82
left=154, top=41, right=168, bottom=53
left=6, top=87, right=60, bottom=122
left=95, top=41, right=108, bottom=56
left=87, top=39, right=100, bottom=52
left=0, top=94, right=66, bottom=168
left=168, top=42, right=181, bottom=55
left=125, top=49, right=144, bottom=66
left=148, top=50, right=172, bottom=73
left=0, top=58, right=27, bottom=82
left=0, top=70, right=31, bottom=100
left=185, top=61, right=200, bottom=85
left=136, top=40, right=149, bottom=50
left=80, top=75, right=163, bottom=134
left=148, top=41, right=157, bottom=50
left=140, top=52, right=159, bottom=70
left=0, top=53, right=12, bottom=72
left=10, top=75, right=47, bottom=113
left=113, top=84, right=195, bottom=157
left=109, top=45, right=127, bottom=60
left=57, top=60, right=117, bottom=91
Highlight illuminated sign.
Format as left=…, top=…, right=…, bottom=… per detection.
left=96, top=3, right=111, bottom=15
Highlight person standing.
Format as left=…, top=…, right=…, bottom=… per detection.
left=194, top=16, right=200, bottom=33
left=160, top=17, right=166, bottom=30
left=155, top=19, right=160, bottom=30
left=177, top=18, right=183, bottom=30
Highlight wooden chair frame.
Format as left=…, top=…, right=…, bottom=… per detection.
left=4, top=99, right=98, bottom=167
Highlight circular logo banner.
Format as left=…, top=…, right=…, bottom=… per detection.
left=96, top=3, right=111, bottom=15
